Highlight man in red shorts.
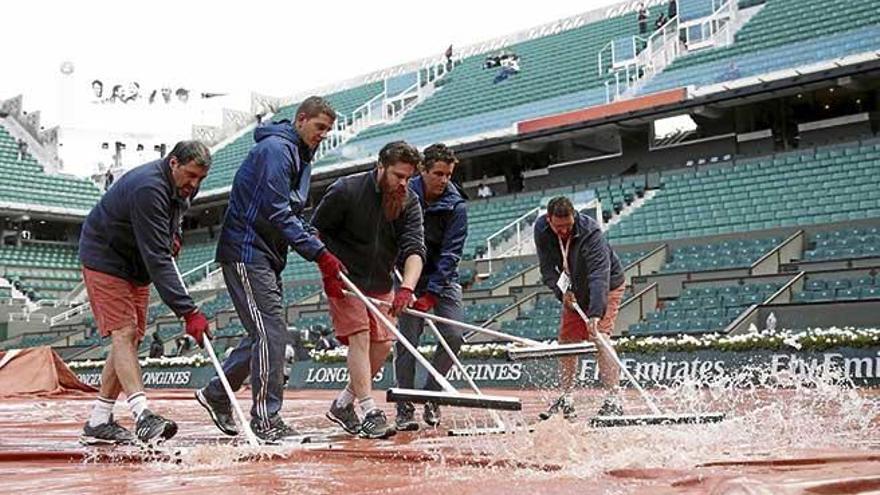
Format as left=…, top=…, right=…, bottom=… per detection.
left=78, top=141, right=212, bottom=445
left=534, top=196, right=627, bottom=420
left=312, top=141, right=425, bottom=439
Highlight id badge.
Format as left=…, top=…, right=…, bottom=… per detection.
left=556, top=272, right=571, bottom=294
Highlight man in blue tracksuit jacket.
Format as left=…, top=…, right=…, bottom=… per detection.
left=196, top=96, right=346, bottom=444
left=392, top=143, right=468, bottom=431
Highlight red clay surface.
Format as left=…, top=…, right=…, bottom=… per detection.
left=1, top=387, right=879, bottom=494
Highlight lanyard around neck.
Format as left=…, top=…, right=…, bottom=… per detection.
left=558, top=235, right=571, bottom=274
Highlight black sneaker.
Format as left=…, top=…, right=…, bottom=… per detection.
left=359, top=409, right=396, bottom=439
left=395, top=402, right=419, bottom=432
left=326, top=399, right=361, bottom=435
left=538, top=394, right=576, bottom=421
left=596, top=396, right=624, bottom=417
left=423, top=402, right=441, bottom=427
left=195, top=388, right=238, bottom=436
left=251, top=415, right=299, bottom=445
left=80, top=415, right=135, bottom=445
left=135, top=409, right=178, bottom=443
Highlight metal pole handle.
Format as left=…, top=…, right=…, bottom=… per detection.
left=569, top=302, right=662, bottom=415
left=392, top=270, right=504, bottom=428
left=203, top=334, right=260, bottom=446
left=338, top=273, right=458, bottom=395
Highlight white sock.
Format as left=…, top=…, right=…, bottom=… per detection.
left=88, top=396, right=115, bottom=427
left=127, top=392, right=148, bottom=420
left=336, top=385, right=356, bottom=407
left=357, top=396, right=377, bottom=416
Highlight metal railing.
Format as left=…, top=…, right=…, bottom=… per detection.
left=484, top=206, right=542, bottom=273
left=9, top=312, right=48, bottom=323
left=180, top=260, right=220, bottom=287
left=602, top=14, right=682, bottom=102
left=313, top=60, right=452, bottom=162
left=49, top=259, right=220, bottom=327
left=682, top=0, right=738, bottom=51
left=49, top=301, right=90, bottom=326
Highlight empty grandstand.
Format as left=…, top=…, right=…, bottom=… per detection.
left=0, top=0, right=876, bottom=380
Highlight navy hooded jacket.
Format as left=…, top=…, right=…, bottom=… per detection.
left=534, top=212, right=625, bottom=318
left=406, top=175, right=468, bottom=297
left=215, top=121, right=325, bottom=274
left=79, top=158, right=197, bottom=317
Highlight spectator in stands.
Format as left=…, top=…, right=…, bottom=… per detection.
left=493, top=55, right=521, bottom=84
left=123, top=82, right=141, bottom=104
left=477, top=182, right=494, bottom=199
left=668, top=0, right=678, bottom=20
left=638, top=3, right=649, bottom=35
left=161, top=87, right=172, bottom=104
left=104, top=169, right=115, bottom=192
left=290, top=329, right=311, bottom=361
left=445, top=44, right=454, bottom=70
left=78, top=140, right=212, bottom=446
left=394, top=143, right=467, bottom=431
left=196, top=97, right=342, bottom=444
left=109, top=85, right=124, bottom=104
left=149, top=331, right=164, bottom=358
left=484, top=54, right=502, bottom=69
left=176, top=88, right=189, bottom=104
left=314, top=326, right=339, bottom=352
left=16, top=139, right=27, bottom=161
left=655, top=12, right=668, bottom=31
left=534, top=196, right=626, bottom=421
left=91, top=80, right=104, bottom=100
left=312, top=140, right=425, bottom=440
left=484, top=50, right=516, bottom=70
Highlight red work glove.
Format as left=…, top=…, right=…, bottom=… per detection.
left=316, top=250, right=347, bottom=299
left=412, top=292, right=437, bottom=312
left=184, top=310, right=211, bottom=347
left=391, top=287, right=414, bottom=316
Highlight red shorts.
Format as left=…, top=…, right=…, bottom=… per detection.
left=559, top=284, right=626, bottom=343
left=327, top=291, right=395, bottom=346
left=82, top=267, right=150, bottom=340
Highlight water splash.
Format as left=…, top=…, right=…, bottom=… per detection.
left=462, top=362, right=880, bottom=481
left=71, top=363, right=879, bottom=492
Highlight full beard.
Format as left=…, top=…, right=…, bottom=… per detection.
left=380, top=174, right=407, bottom=221
left=382, top=187, right=407, bottom=221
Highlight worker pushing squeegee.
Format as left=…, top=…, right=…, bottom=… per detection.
left=531, top=196, right=629, bottom=421
left=310, top=141, right=520, bottom=441
left=527, top=196, right=723, bottom=427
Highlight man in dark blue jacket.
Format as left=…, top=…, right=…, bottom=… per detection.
left=534, top=196, right=627, bottom=420
left=392, top=143, right=467, bottom=431
left=313, top=140, right=426, bottom=440
left=196, top=96, right=345, bottom=444
left=78, top=141, right=212, bottom=446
